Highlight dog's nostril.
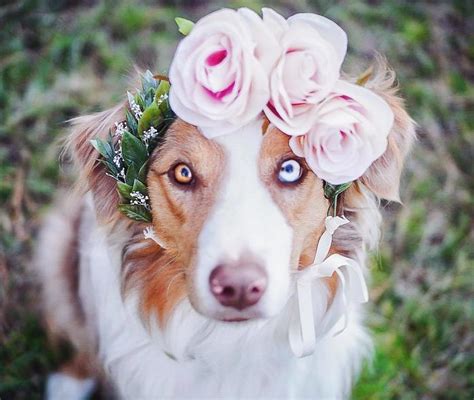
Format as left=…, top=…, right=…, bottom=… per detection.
left=222, top=286, right=236, bottom=297
left=209, top=263, right=267, bottom=311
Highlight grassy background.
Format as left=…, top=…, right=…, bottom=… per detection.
left=0, top=0, right=473, bottom=399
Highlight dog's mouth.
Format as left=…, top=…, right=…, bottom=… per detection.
left=222, top=317, right=249, bottom=323
left=199, top=305, right=273, bottom=324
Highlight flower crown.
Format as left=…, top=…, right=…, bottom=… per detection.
left=91, top=72, right=175, bottom=222
left=92, top=8, right=394, bottom=222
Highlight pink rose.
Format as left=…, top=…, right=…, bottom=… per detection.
left=262, top=8, right=348, bottom=135
left=169, top=8, right=279, bottom=138
left=289, top=80, right=394, bottom=184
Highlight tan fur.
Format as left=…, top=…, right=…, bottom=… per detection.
left=361, top=60, right=416, bottom=201
left=123, top=120, right=226, bottom=324
left=64, top=103, right=126, bottom=223
left=259, top=127, right=339, bottom=296
left=60, top=353, right=98, bottom=380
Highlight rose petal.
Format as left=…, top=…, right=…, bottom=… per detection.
left=332, top=80, right=394, bottom=156
left=288, top=13, right=347, bottom=69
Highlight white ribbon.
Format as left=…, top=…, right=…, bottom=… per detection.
left=289, top=216, right=369, bottom=358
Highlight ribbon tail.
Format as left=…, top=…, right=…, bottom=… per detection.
left=346, top=259, right=369, bottom=303
left=333, top=269, right=349, bottom=336
left=289, top=281, right=316, bottom=358
left=313, top=230, right=332, bottom=264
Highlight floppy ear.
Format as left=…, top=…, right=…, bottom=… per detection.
left=360, top=64, right=416, bottom=202
left=65, top=102, right=125, bottom=223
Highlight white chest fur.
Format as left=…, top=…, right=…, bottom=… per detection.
left=78, top=197, right=371, bottom=399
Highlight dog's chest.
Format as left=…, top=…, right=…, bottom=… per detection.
left=78, top=199, right=368, bottom=399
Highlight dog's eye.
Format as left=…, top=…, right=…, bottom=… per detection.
left=278, top=159, right=302, bottom=184
left=173, top=163, right=193, bottom=184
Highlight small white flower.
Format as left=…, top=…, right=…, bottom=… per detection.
left=143, top=126, right=158, bottom=146
left=113, top=139, right=124, bottom=169
left=156, top=93, right=169, bottom=104
left=114, top=121, right=128, bottom=137
left=128, top=92, right=143, bottom=120
left=130, top=191, right=150, bottom=209
left=143, top=226, right=167, bottom=248
left=113, top=154, right=122, bottom=168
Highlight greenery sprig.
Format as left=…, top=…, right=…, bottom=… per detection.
left=91, top=71, right=176, bottom=222
left=323, top=182, right=352, bottom=217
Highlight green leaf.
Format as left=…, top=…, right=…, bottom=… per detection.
left=143, top=87, right=155, bottom=108
left=127, top=91, right=138, bottom=109
left=135, top=92, right=146, bottom=110
left=102, top=160, right=120, bottom=177
left=142, top=70, right=158, bottom=93
left=175, top=17, right=194, bottom=35
left=138, top=101, right=162, bottom=134
left=155, top=80, right=171, bottom=114
left=155, top=80, right=170, bottom=100
left=117, top=182, right=132, bottom=199
left=324, top=182, right=352, bottom=200
left=132, top=179, right=148, bottom=195
left=125, top=163, right=138, bottom=186
left=121, top=131, right=147, bottom=167
left=118, top=204, right=152, bottom=222
left=138, top=161, right=148, bottom=182
left=90, top=138, right=114, bottom=159
left=126, top=109, right=138, bottom=133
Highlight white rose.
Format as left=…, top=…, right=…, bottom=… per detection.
left=262, top=8, right=348, bottom=136
left=289, top=80, right=394, bottom=184
left=169, top=8, right=279, bottom=138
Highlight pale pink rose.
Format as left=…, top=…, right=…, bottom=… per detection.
left=262, top=8, right=348, bottom=136
left=169, top=8, right=279, bottom=138
left=289, top=80, right=394, bottom=184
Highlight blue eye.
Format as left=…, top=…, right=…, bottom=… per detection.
left=278, top=159, right=302, bottom=183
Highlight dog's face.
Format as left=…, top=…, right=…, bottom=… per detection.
left=147, top=118, right=328, bottom=321
left=70, top=69, right=414, bottom=325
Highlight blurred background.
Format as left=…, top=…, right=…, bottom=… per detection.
left=0, top=0, right=472, bottom=399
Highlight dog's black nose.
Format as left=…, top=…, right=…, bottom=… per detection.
left=209, top=263, right=267, bottom=310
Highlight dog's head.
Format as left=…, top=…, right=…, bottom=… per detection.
left=68, top=65, right=414, bottom=325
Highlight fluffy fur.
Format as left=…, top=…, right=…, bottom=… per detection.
left=35, top=63, right=415, bottom=399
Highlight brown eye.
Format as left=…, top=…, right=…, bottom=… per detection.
left=173, top=163, right=193, bottom=184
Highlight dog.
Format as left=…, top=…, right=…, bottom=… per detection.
left=35, top=65, right=414, bottom=399
left=35, top=7, right=415, bottom=394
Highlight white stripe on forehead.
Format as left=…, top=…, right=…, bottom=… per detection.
left=195, top=119, right=293, bottom=318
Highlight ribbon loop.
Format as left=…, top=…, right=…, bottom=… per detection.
left=289, top=216, right=368, bottom=358
left=313, top=216, right=349, bottom=264
left=325, top=215, right=349, bottom=235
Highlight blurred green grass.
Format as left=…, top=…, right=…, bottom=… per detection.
left=0, top=0, right=473, bottom=399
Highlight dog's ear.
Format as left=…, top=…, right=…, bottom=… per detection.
left=65, top=102, right=125, bottom=222
left=360, top=64, right=416, bottom=201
